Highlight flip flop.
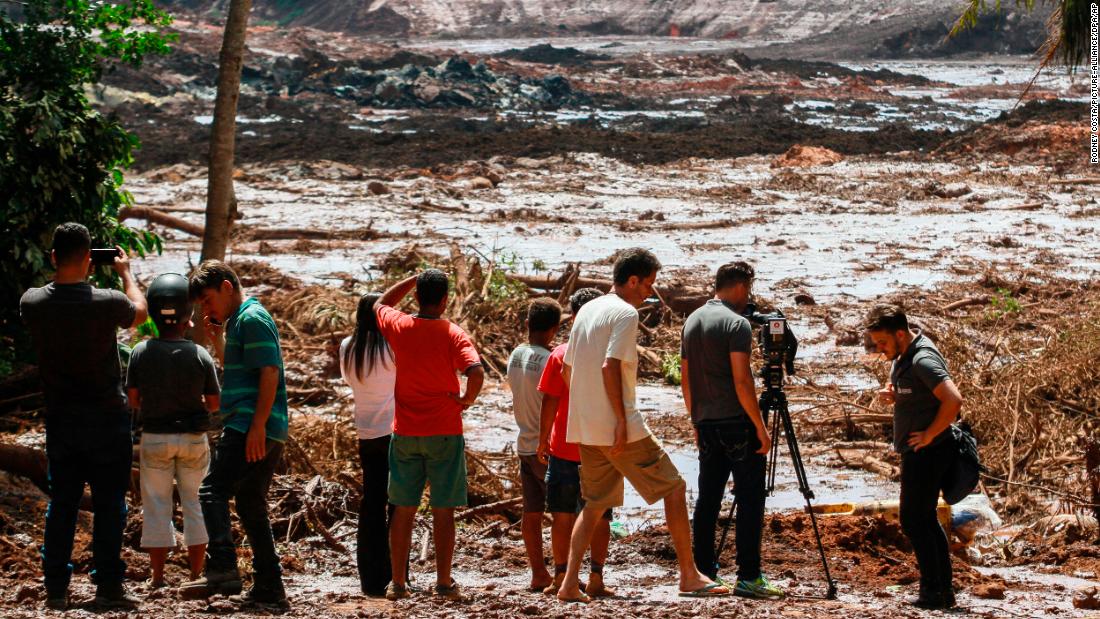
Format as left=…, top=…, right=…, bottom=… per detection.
left=558, top=591, right=591, bottom=604
left=679, top=582, right=731, bottom=598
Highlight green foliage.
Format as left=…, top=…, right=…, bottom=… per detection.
left=661, top=351, right=682, bottom=386
left=989, top=287, right=1022, bottom=317
left=486, top=252, right=527, bottom=302
left=531, top=258, right=547, bottom=272
left=0, top=0, right=174, bottom=357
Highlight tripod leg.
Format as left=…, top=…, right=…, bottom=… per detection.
left=777, top=398, right=838, bottom=599
left=714, top=497, right=737, bottom=567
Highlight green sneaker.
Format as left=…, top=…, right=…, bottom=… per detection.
left=734, top=575, right=785, bottom=600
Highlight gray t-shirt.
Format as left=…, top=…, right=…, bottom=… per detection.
left=507, top=343, right=551, bottom=455
left=680, top=299, right=754, bottom=424
left=20, top=282, right=136, bottom=416
left=891, top=332, right=952, bottom=454
left=127, top=338, right=220, bottom=434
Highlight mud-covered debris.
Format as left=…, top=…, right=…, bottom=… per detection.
left=468, top=177, right=494, bottom=190
left=771, top=145, right=844, bottom=168
left=1075, top=587, right=1100, bottom=609
left=367, top=180, right=390, bottom=195
left=973, top=580, right=1007, bottom=599
left=494, top=44, right=610, bottom=66
left=794, top=291, right=816, bottom=305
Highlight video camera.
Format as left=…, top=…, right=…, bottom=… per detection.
left=742, top=303, right=798, bottom=392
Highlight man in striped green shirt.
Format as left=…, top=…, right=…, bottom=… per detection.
left=180, top=261, right=289, bottom=608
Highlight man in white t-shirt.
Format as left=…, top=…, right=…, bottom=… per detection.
left=557, top=248, right=729, bottom=602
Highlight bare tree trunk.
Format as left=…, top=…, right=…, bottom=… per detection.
left=201, top=0, right=253, bottom=263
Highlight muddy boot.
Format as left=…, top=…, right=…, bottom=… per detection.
left=44, top=589, right=69, bottom=611
left=179, top=568, right=242, bottom=599
left=94, top=582, right=140, bottom=609
left=229, top=581, right=288, bottom=609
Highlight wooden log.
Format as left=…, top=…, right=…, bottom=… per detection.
left=119, top=206, right=204, bottom=236
left=456, top=496, right=523, bottom=522
left=943, top=295, right=990, bottom=312
left=507, top=272, right=710, bottom=315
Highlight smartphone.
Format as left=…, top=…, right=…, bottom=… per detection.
left=90, top=248, right=120, bottom=265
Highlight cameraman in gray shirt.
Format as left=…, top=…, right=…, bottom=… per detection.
left=681, top=261, right=780, bottom=600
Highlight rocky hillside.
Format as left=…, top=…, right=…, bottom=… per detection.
left=161, top=0, right=1049, bottom=56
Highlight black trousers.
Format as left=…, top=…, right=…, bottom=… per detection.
left=899, top=439, right=954, bottom=595
left=200, top=428, right=284, bottom=586
left=357, top=436, right=393, bottom=595
left=692, top=421, right=766, bottom=581
left=42, top=415, right=132, bottom=594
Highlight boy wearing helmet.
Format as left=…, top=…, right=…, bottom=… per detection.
left=126, top=273, right=220, bottom=589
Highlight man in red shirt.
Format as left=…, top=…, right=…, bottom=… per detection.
left=374, top=269, right=484, bottom=601
left=535, top=288, right=613, bottom=597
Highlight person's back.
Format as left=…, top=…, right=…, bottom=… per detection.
left=340, top=335, right=396, bottom=439
left=21, top=282, right=135, bottom=416
left=129, top=338, right=218, bottom=433
left=19, top=222, right=148, bottom=610
left=681, top=299, right=752, bottom=424
left=376, top=306, right=478, bottom=436
left=564, top=292, right=648, bottom=446
left=507, top=343, right=552, bottom=455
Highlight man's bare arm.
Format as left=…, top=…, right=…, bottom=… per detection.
left=378, top=274, right=418, bottom=308
left=731, top=351, right=771, bottom=454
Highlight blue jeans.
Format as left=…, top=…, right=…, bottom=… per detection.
left=692, top=419, right=766, bottom=581
left=200, top=429, right=284, bottom=585
left=42, top=414, right=133, bottom=595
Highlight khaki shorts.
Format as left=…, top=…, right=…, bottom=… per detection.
left=579, top=435, right=685, bottom=510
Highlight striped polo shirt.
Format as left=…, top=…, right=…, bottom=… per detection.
left=221, top=296, right=289, bottom=442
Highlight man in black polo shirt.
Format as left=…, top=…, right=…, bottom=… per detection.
left=865, top=303, right=963, bottom=610
left=19, top=223, right=148, bottom=610
left=681, top=261, right=781, bottom=599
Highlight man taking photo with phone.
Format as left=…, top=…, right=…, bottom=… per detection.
left=20, top=223, right=148, bottom=610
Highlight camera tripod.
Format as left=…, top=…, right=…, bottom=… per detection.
left=715, top=365, right=838, bottom=599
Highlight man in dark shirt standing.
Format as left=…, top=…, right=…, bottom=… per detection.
left=19, top=222, right=148, bottom=610
left=680, top=261, right=781, bottom=599
left=866, top=303, right=963, bottom=610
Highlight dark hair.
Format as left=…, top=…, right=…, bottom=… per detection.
left=569, top=287, right=603, bottom=314
left=527, top=298, right=562, bottom=332
left=343, top=293, right=390, bottom=377
left=715, top=261, right=754, bottom=290
left=612, top=248, right=661, bottom=285
left=188, top=260, right=241, bottom=299
left=52, top=222, right=91, bottom=266
left=865, top=303, right=909, bottom=332
left=416, top=269, right=449, bottom=308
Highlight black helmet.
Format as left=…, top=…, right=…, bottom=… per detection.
left=147, top=273, right=192, bottom=329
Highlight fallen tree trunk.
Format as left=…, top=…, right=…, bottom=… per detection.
left=119, top=206, right=205, bottom=236
left=456, top=496, right=523, bottom=522
left=0, top=443, right=141, bottom=510
left=507, top=272, right=710, bottom=315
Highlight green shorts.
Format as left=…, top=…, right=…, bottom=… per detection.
left=388, top=434, right=468, bottom=508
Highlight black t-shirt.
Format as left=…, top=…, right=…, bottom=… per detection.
left=127, top=338, right=219, bottom=433
left=20, top=282, right=136, bottom=416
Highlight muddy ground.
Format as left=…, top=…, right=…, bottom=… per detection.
left=2, top=20, right=1098, bottom=619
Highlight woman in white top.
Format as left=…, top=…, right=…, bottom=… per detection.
left=339, top=292, right=396, bottom=597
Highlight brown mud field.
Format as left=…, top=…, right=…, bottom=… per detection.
left=3, top=17, right=1100, bottom=619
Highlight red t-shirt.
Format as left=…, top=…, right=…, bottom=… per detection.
left=537, top=343, right=580, bottom=462
left=375, top=304, right=481, bottom=436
